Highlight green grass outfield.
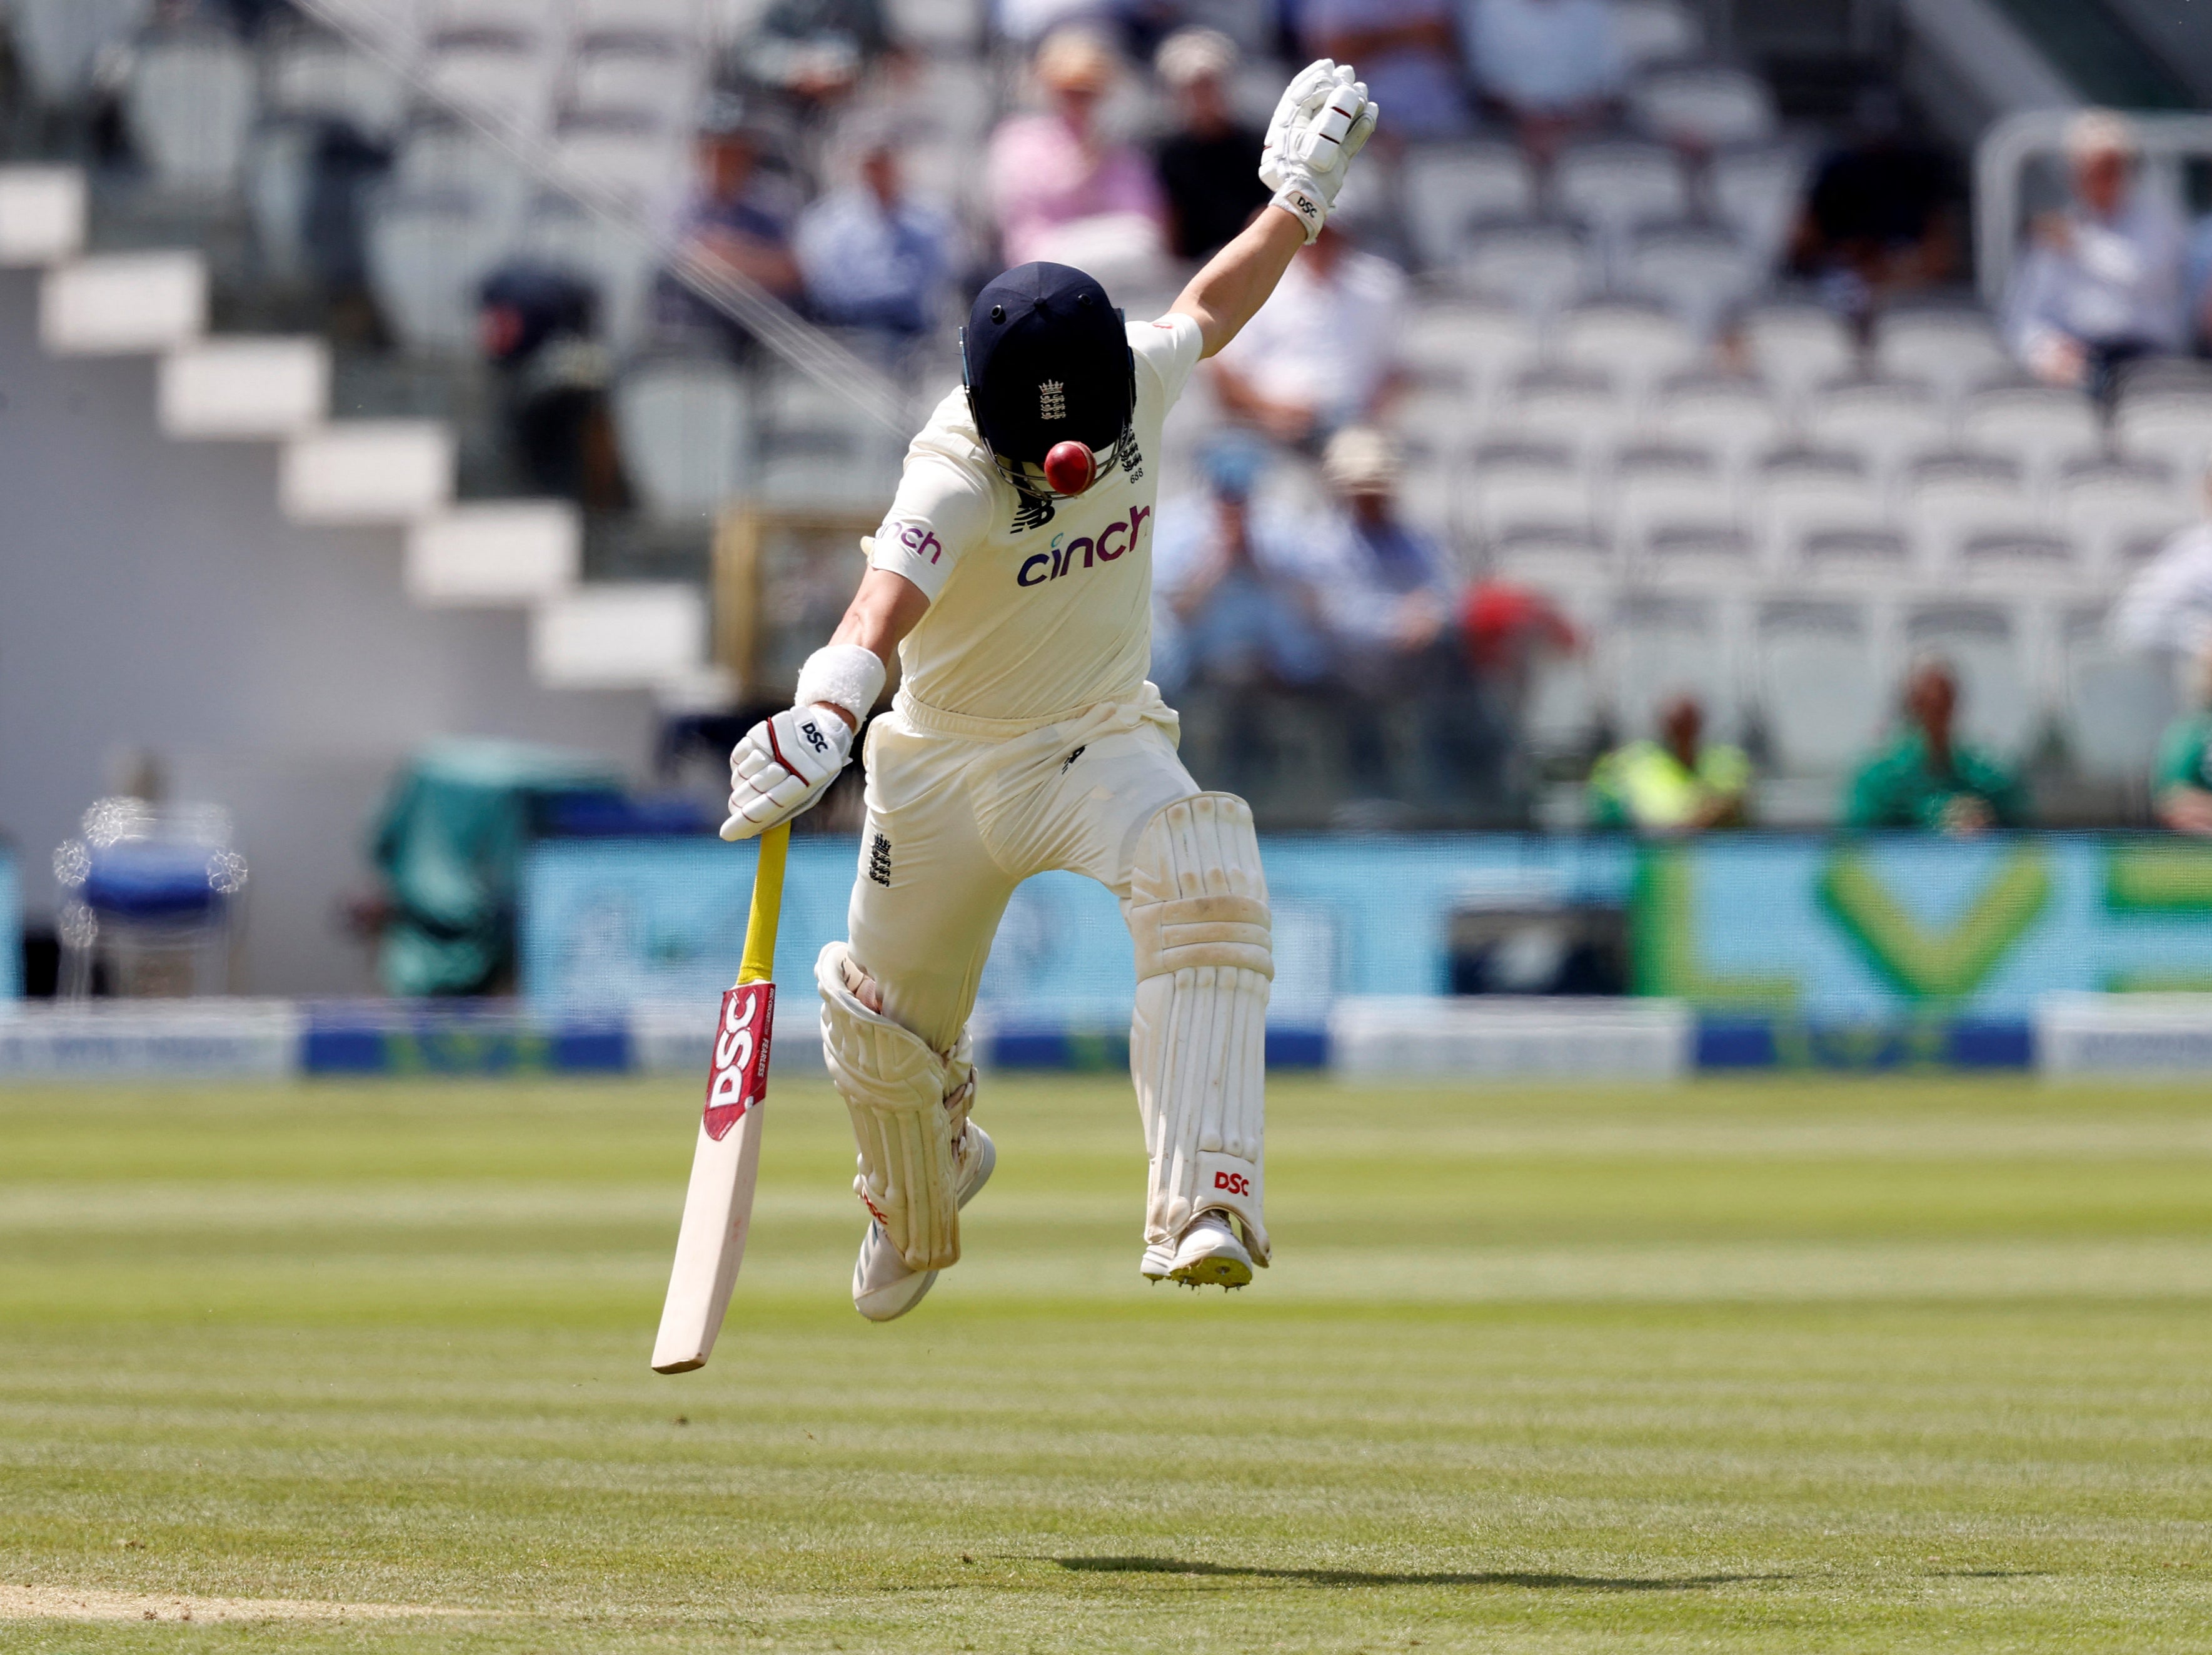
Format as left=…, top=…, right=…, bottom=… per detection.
left=3, top=1072, right=2209, bottom=1652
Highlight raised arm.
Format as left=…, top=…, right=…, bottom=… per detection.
left=1171, top=208, right=1307, bottom=360
left=1172, top=59, right=1377, bottom=360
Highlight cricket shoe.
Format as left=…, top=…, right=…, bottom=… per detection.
left=1140, top=1210, right=1254, bottom=1290
left=852, top=1124, right=995, bottom=1322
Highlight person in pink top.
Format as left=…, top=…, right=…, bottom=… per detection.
left=985, top=26, right=1166, bottom=274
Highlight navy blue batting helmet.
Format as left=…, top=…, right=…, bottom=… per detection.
left=960, top=263, right=1134, bottom=469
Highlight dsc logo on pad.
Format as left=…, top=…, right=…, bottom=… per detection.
left=1214, top=1170, right=1250, bottom=1197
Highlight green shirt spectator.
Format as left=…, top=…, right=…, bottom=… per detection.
left=1588, top=695, right=1749, bottom=832
left=2153, top=685, right=2212, bottom=835
left=1844, top=661, right=2028, bottom=835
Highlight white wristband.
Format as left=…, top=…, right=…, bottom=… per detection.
left=793, top=643, right=887, bottom=727
left=1270, top=183, right=1325, bottom=243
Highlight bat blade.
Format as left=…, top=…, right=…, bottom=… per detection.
left=650, top=980, right=775, bottom=1373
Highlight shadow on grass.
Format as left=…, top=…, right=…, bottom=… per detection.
left=1052, top=1556, right=1777, bottom=1591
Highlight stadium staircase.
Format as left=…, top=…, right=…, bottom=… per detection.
left=0, top=0, right=924, bottom=710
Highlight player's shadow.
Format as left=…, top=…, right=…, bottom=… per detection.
left=1052, top=1556, right=1776, bottom=1591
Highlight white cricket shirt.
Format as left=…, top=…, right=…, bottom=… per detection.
left=865, top=313, right=1205, bottom=725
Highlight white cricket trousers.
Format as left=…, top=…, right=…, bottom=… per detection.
left=847, top=685, right=1203, bottom=1051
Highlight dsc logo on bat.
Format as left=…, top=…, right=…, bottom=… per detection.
left=703, top=982, right=775, bottom=1140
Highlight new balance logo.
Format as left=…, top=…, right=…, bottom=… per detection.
left=867, top=832, right=892, bottom=887
left=1038, top=379, right=1066, bottom=420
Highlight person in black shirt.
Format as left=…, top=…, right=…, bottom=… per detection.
left=1788, top=88, right=1963, bottom=325
left=1153, top=28, right=1273, bottom=262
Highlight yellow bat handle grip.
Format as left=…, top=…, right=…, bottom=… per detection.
left=736, top=822, right=790, bottom=987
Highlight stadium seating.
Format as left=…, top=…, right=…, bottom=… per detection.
left=613, top=356, right=755, bottom=520
left=125, top=32, right=259, bottom=196
left=3, top=0, right=2196, bottom=803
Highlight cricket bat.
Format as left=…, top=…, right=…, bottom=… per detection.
left=651, top=821, right=790, bottom=1374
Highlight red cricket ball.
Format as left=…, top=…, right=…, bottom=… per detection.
left=1042, top=440, right=1096, bottom=496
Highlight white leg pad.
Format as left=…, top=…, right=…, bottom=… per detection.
left=1127, top=793, right=1273, bottom=1265
left=817, top=942, right=974, bottom=1272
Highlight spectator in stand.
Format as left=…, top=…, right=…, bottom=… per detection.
left=1296, top=427, right=1455, bottom=690
left=2002, top=110, right=2188, bottom=400
left=985, top=26, right=1167, bottom=280
left=2113, top=467, right=2212, bottom=658
left=1587, top=693, right=1749, bottom=832
left=1844, top=660, right=2029, bottom=835
left=478, top=260, right=625, bottom=510
left=655, top=95, right=803, bottom=353
left=2153, top=645, right=2212, bottom=836
left=1302, top=0, right=1470, bottom=141
left=1151, top=438, right=1330, bottom=698
left=1152, top=28, right=1271, bottom=261
left=1461, top=0, right=1624, bottom=159
left=1210, top=226, right=1407, bottom=448
left=743, top=0, right=896, bottom=108
left=795, top=122, right=953, bottom=343
left=1788, top=88, right=1963, bottom=327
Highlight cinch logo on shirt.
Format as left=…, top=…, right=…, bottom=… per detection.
left=1016, top=505, right=1151, bottom=588
left=883, top=520, right=945, bottom=565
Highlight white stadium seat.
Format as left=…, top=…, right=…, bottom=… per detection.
left=1494, top=367, right=1633, bottom=468
left=1401, top=144, right=1537, bottom=271
left=1906, top=603, right=2036, bottom=759
left=1452, top=220, right=1596, bottom=317
left=2061, top=606, right=2178, bottom=781
left=420, top=0, right=560, bottom=36
left=2114, top=388, right=2212, bottom=481
left=126, top=33, right=259, bottom=195
left=550, top=113, right=685, bottom=208
left=1709, top=144, right=1804, bottom=267
left=364, top=188, right=513, bottom=352
left=1873, top=309, right=2014, bottom=408
left=423, top=35, right=559, bottom=132
left=1803, top=378, right=1950, bottom=486
left=2056, top=458, right=2194, bottom=577
left=1611, top=0, right=1704, bottom=69
left=1757, top=600, right=1886, bottom=775
left=1551, top=141, right=1688, bottom=243
left=1632, top=65, right=1777, bottom=149
left=398, top=123, right=534, bottom=233
left=1398, top=300, right=1539, bottom=412
left=571, top=0, right=715, bottom=40
left=1613, top=593, right=1739, bottom=737
left=9, top=0, right=150, bottom=104
left=1753, top=450, right=1891, bottom=577
left=1741, top=304, right=1856, bottom=408
left=1654, top=373, right=1782, bottom=478
left=269, top=36, right=410, bottom=138
left=1620, top=222, right=1752, bottom=333
left=1469, top=444, right=1607, bottom=576
left=614, top=356, right=755, bottom=520
left=1959, top=385, right=2104, bottom=494
left=568, top=38, right=703, bottom=121
left=1612, top=446, right=1746, bottom=579
left=1900, top=453, right=2033, bottom=575
left=1554, top=300, right=1696, bottom=404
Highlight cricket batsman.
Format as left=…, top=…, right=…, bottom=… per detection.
left=718, top=61, right=1378, bottom=1320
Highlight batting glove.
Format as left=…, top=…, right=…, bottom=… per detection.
left=721, top=705, right=853, bottom=840
left=1259, top=60, right=1379, bottom=244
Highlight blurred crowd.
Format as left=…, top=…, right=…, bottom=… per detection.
left=54, top=0, right=2212, bottom=833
